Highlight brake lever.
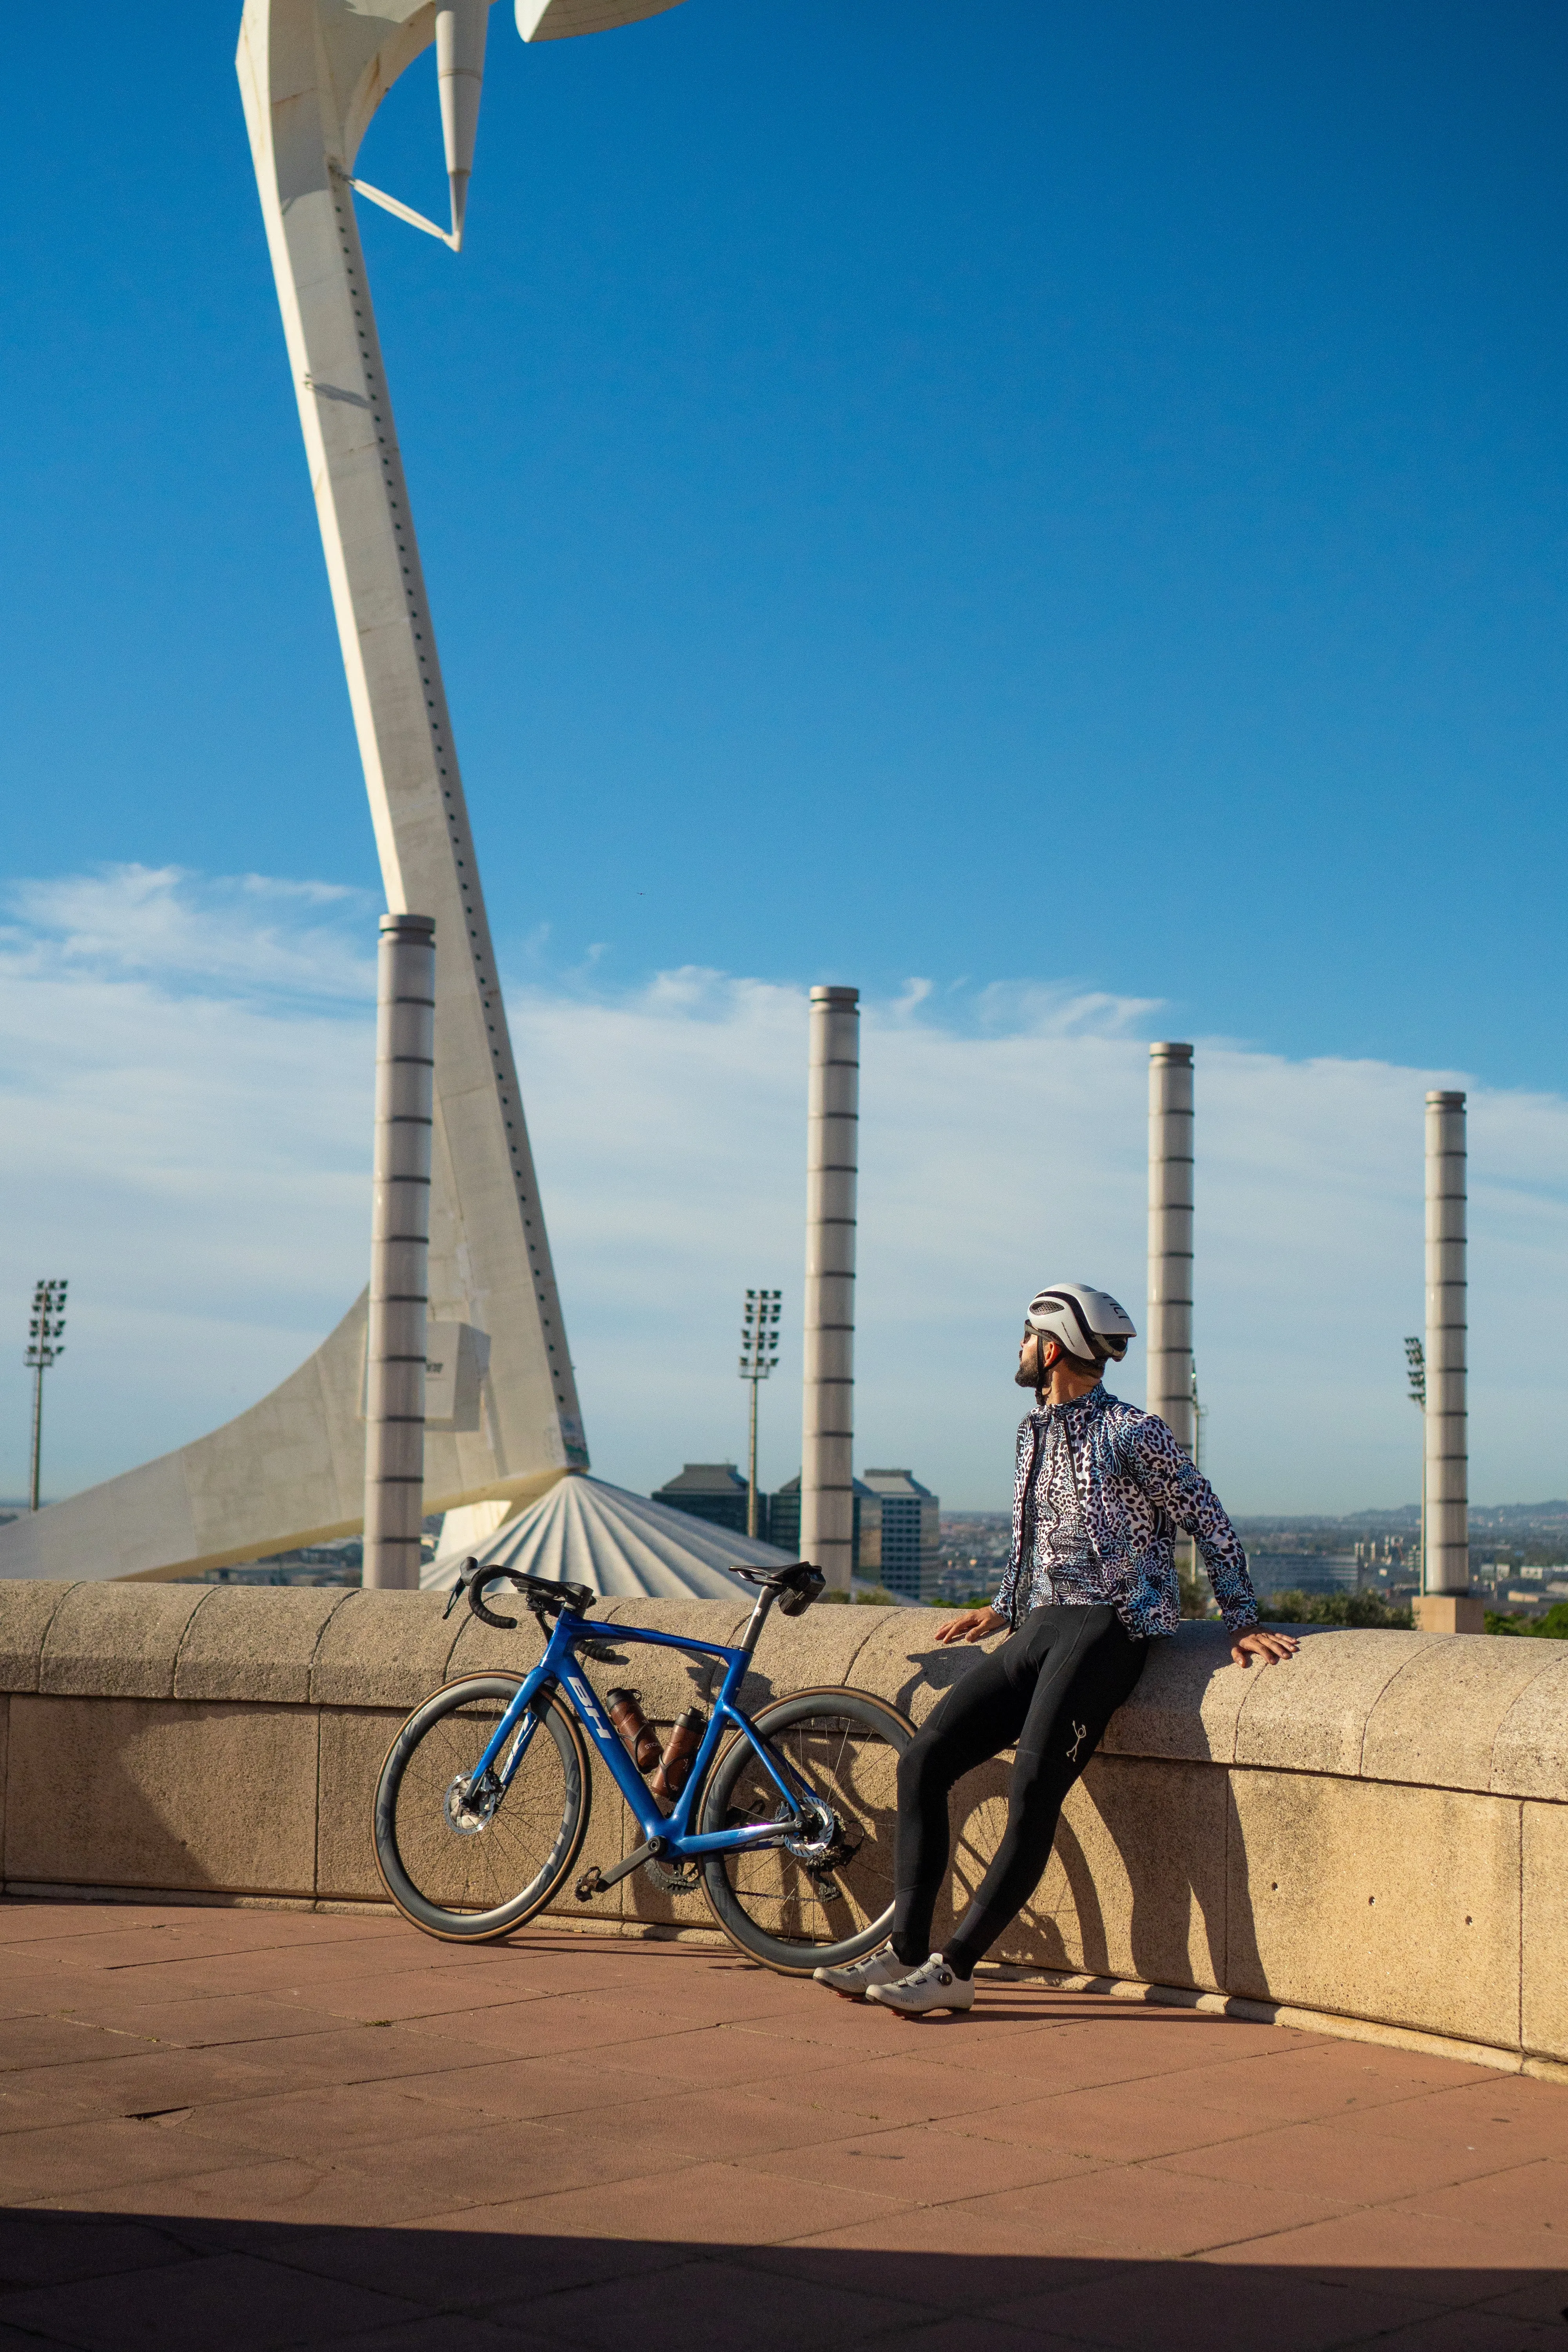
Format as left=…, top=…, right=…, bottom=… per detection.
left=442, top=1556, right=481, bottom=1621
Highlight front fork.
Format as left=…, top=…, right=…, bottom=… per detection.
left=461, top=1682, right=549, bottom=1811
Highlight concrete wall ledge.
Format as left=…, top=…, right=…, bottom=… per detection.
left=1, top=1583, right=1562, bottom=2076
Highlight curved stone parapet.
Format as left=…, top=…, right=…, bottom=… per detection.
left=0, top=1583, right=1562, bottom=2078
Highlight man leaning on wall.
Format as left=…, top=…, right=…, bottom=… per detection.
left=817, top=1281, right=1298, bottom=2014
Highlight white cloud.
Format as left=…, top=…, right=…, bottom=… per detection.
left=1, top=865, right=1564, bottom=1515
left=5, top=865, right=377, bottom=1004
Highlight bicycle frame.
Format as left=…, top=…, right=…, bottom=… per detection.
left=461, top=1605, right=816, bottom=1858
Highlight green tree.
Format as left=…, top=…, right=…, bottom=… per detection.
left=1484, top=1601, right=1568, bottom=1639
left=1263, top=1589, right=1414, bottom=1629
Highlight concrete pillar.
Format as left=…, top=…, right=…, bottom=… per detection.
left=800, top=987, right=859, bottom=1592
left=1416, top=1091, right=1478, bottom=1630
left=1147, top=1043, right=1195, bottom=1454
left=363, top=915, right=436, bottom=1590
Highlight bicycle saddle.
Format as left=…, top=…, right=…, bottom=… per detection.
left=730, top=1560, right=827, bottom=1616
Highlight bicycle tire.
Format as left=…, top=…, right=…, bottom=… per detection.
left=697, top=1685, right=913, bottom=1975
left=374, top=1674, right=590, bottom=1942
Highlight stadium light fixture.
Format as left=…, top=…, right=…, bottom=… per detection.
left=25, top=1279, right=67, bottom=1515
left=739, top=1288, right=782, bottom=1542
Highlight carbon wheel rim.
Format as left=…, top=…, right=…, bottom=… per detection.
left=701, top=1692, right=909, bottom=1973
left=375, top=1677, right=586, bottom=1939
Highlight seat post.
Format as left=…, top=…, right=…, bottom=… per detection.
left=739, top=1586, right=777, bottom=1658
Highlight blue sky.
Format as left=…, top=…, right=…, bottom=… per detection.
left=1, top=2, right=1565, bottom=1508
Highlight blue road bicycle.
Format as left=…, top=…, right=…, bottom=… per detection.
left=372, top=1559, right=914, bottom=1975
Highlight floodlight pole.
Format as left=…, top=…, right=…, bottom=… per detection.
left=747, top=1381, right=760, bottom=1538
left=1191, top=1363, right=1207, bottom=1477
left=739, top=1288, right=782, bottom=1541
left=1404, top=1335, right=1426, bottom=1586
left=25, top=1279, right=67, bottom=1514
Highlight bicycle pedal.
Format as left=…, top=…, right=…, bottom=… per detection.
left=574, top=1867, right=606, bottom=1902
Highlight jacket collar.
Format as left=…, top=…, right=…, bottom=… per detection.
left=1030, top=1381, right=1107, bottom=1425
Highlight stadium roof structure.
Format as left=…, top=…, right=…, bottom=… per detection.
left=422, top=1473, right=795, bottom=1601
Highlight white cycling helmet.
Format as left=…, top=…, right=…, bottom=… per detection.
left=1026, top=1282, right=1137, bottom=1365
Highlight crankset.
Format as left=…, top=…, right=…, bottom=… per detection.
left=642, top=1854, right=703, bottom=1897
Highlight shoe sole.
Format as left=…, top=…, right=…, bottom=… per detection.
left=867, top=1996, right=975, bottom=2017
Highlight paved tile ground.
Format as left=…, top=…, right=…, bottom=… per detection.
left=0, top=1897, right=1563, bottom=2349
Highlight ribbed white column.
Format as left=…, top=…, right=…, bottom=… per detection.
left=800, top=987, right=859, bottom=1592
left=363, top=915, right=436, bottom=1590
left=1425, top=1090, right=1468, bottom=1595
left=1147, top=1042, right=1195, bottom=1454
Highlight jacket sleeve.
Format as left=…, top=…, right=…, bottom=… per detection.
left=993, top=1420, right=1031, bottom=1627
left=1128, top=1413, right=1258, bottom=1633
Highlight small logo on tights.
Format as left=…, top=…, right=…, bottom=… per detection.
left=1065, top=1720, right=1089, bottom=1762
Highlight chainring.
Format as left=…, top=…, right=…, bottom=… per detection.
left=642, top=1855, right=703, bottom=1896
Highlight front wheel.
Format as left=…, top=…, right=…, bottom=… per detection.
left=374, top=1675, right=590, bottom=1942
left=698, top=1686, right=913, bottom=1975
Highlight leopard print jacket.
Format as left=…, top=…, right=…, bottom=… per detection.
left=993, top=1383, right=1258, bottom=1639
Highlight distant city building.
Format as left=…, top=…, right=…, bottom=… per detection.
left=654, top=1463, right=755, bottom=1541
left=1352, top=1535, right=1412, bottom=1590
left=189, top=1541, right=362, bottom=1588
left=1252, top=1550, right=1357, bottom=1598
left=936, top=1511, right=1012, bottom=1602
left=860, top=1468, right=941, bottom=1602
left=770, top=1474, right=873, bottom=1572
left=769, top=1476, right=800, bottom=1560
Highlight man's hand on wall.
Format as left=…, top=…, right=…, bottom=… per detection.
left=1231, top=1628, right=1300, bottom=1668
left=935, top=1607, right=1008, bottom=1646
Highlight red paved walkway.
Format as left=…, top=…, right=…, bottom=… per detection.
left=0, top=1898, right=1563, bottom=2348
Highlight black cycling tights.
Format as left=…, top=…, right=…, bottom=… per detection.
left=891, top=1604, right=1147, bottom=1980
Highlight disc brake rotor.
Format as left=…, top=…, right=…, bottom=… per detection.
left=443, top=1772, right=499, bottom=1837
left=782, top=1802, right=852, bottom=1867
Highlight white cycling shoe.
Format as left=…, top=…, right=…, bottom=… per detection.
left=812, top=1945, right=908, bottom=1999
left=864, top=1953, right=975, bottom=2015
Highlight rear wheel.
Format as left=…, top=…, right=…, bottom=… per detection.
left=697, top=1687, right=912, bottom=1975
left=374, top=1675, right=590, bottom=1942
